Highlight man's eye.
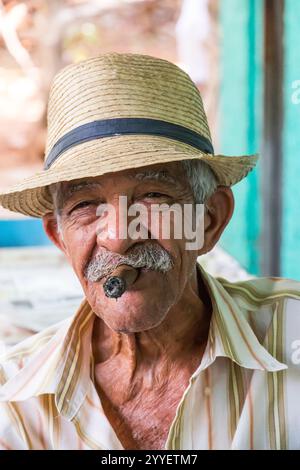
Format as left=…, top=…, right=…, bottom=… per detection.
left=143, top=192, right=167, bottom=199
left=69, top=201, right=94, bottom=214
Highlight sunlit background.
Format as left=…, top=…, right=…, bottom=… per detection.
left=0, top=0, right=299, bottom=346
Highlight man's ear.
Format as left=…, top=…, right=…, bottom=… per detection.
left=42, top=213, right=66, bottom=254
left=200, top=186, right=234, bottom=254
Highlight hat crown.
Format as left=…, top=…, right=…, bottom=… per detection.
left=0, top=52, right=257, bottom=218
left=46, top=53, right=212, bottom=159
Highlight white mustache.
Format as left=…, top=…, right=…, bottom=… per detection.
left=84, top=244, right=174, bottom=282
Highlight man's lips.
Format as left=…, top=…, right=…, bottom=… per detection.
left=94, top=265, right=152, bottom=283
left=89, top=267, right=161, bottom=295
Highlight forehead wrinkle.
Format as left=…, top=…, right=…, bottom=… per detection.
left=67, top=181, right=102, bottom=193
left=131, top=170, right=178, bottom=186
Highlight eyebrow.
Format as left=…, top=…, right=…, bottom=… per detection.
left=65, top=181, right=102, bottom=196
left=131, top=170, right=178, bottom=186
left=58, top=181, right=102, bottom=210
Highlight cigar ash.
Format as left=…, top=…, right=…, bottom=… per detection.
left=103, top=265, right=139, bottom=299
left=103, top=275, right=126, bottom=300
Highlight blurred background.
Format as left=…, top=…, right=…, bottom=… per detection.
left=0, top=0, right=299, bottom=346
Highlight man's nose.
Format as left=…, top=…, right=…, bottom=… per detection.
left=95, top=196, right=148, bottom=254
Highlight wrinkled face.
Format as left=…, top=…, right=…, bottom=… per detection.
left=43, top=162, right=226, bottom=333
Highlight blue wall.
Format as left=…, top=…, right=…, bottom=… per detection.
left=282, top=1, right=300, bottom=280
left=219, top=0, right=263, bottom=275
left=0, top=219, right=51, bottom=247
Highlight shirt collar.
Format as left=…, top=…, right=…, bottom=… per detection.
left=194, top=263, right=287, bottom=375
left=0, top=262, right=287, bottom=419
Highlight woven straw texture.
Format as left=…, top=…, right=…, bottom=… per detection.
left=0, top=53, right=258, bottom=217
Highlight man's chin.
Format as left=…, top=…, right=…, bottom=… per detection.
left=101, top=316, right=166, bottom=334
left=89, top=291, right=171, bottom=333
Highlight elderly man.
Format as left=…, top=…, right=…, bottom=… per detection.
left=0, top=53, right=299, bottom=451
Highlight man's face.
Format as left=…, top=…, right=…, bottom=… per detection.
left=43, top=162, right=220, bottom=333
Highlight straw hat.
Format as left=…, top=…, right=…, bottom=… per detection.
left=0, top=53, right=258, bottom=218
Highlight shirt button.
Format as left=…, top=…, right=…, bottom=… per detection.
left=204, top=386, right=211, bottom=396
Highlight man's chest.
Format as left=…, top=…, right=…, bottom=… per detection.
left=93, top=359, right=195, bottom=450
left=98, top=386, right=184, bottom=450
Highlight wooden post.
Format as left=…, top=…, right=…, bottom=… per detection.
left=261, top=0, right=284, bottom=276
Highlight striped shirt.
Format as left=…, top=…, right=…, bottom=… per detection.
left=0, top=263, right=300, bottom=450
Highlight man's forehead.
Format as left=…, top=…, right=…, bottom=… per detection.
left=61, top=162, right=183, bottom=191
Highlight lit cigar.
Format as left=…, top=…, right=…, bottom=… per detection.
left=103, top=265, right=140, bottom=299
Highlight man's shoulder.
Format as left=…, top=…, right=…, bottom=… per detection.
left=214, top=274, right=300, bottom=366
left=0, top=316, right=72, bottom=386
left=216, top=274, right=300, bottom=310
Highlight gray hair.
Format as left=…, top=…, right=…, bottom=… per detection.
left=181, top=159, right=217, bottom=204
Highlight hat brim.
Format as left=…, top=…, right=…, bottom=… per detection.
left=0, top=135, right=258, bottom=218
